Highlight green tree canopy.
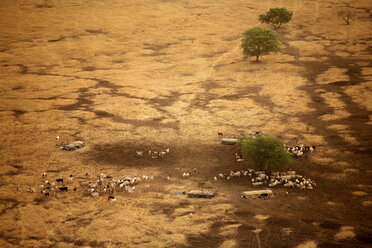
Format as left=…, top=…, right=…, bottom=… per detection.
left=237, top=134, right=291, bottom=172
left=259, top=8, right=293, bottom=29
left=241, top=27, right=281, bottom=61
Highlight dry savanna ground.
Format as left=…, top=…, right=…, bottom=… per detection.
left=0, top=0, right=371, bottom=247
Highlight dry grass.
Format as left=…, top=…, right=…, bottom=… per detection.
left=0, top=0, right=371, bottom=247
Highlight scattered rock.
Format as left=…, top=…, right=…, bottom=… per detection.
left=221, top=138, right=238, bottom=145
left=61, top=141, right=85, bottom=151
left=174, top=191, right=187, bottom=195
left=187, top=190, right=216, bottom=198
left=242, top=189, right=273, bottom=198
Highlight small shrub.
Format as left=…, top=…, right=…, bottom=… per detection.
left=237, top=134, right=291, bottom=172
left=259, top=8, right=293, bottom=29
left=337, top=9, right=353, bottom=25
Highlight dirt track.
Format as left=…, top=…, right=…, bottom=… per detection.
left=0, top=0, right=371, bottom=247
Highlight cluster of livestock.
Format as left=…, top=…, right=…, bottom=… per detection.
left=286, top=145, right=316, bottom=157
left=234, top=144, right=317, bottom=162
left=215, top=169, right=316, bottom=190
left=136, top=148, right=170, bottom=159
left=218, top=130, right=263, bottom=137
left=23, top=172, right=154, bottom=202
left=182, top=168, right=197, bottom=178
left=24, top=173, right=73, bottom=196
left=21, top=134, right=317, bottom=204
left=81, top=173, right=153, bottom=201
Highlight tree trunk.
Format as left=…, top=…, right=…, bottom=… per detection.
left=256, top=55, right=259, bottom=62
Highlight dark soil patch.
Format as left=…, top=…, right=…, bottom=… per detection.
left=48, top=36, right=65, bottom=42
left=82, top=66, right=97, bottom=71
left=34, top=4, right=54, bottom=8
left=85, top=29, right=107, bottom=34
left=320, top=220, right=342, bottom=230
left=12, top=86, right=23, bottom=91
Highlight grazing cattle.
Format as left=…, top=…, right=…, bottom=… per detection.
left=286, top=144, right=316, bottom=157
left=91, top=191, right=99, bottom=197
left=108, top=195, right=116, bottom=202
left=230, top=171, right=241, bottom=177
left=252, top=182, right=263, bottom=187
left=58, top=186, right=68, bottom=192
left=41, top=191, right=50, bottom=196
left=159, top=151, right=166, bottom=157
left=56, top=178, right=64, bottom=184
left=28, top=187, right=35, bottom=193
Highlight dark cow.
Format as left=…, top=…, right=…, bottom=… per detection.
left=58, top=186, right=68, bottom=192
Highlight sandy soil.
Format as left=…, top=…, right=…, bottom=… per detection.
left=0, top=0, right=371, bottom=247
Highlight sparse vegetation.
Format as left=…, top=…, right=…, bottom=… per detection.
left=259, top=8, right=293, bottom=29
left=237, top=134, right=291, bottom=172
left=241, top=27, right=281, bottom=61
left=337, top=9, right=353, bottom=25
left=1, top=1, right=371, bottom=247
